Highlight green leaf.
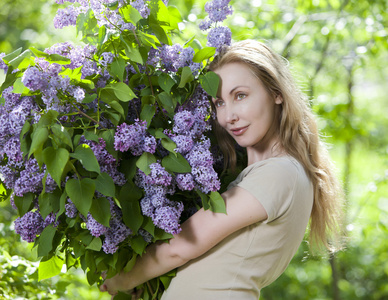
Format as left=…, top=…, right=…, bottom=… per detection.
left=12, top=78, right=27, bottom=94
left=95, top=172, right=116, bottom=197
left=193, top=47, right=216, bottom=63
left=118, top=183, right=143, bottom=232
left=209, top=191, right=226, bottom=213
left=29, top=127, right=49, bottom=158
left=162, top=152, right=191, bottom=173
left=139, top=32, right=161, bottom=48
left=65, top=178, right=95, bottom=218
left=196, top=189, right=210, bottom=210
left=38, top=225, right=56, bottom=257
left=1, top=47, right=23, bottom=63
left=51, top=124, right=73, bottom=150
left=140, top=104, right=156, bottom=127
left=90, top=197, right=111, bottom=227
left=149, top=15, right=171, bottom=45
left=38, top=256, right=63, bottom=281
left=39, top=189, right=61, bottom=219
left=120, top=5, right=143, bottom=25
left=157, top=92, right=175, bottom=115
left=70, top=144, right=100, bottom=174
left=110, top=57, right=126, bottom=82
left=86, top=237, right=102, bottom=251
left=30, top=46, right=71, bottom=65
left=104, top=82, right=136, bottom=102
left=158, top=73, right=175, bottom=93
left=152, top=128, right=177, bottom=154
left=178, top=66, right=194, bottom=88
left=167, top=6, right=182, bottom=30
left=14, top=193, right=34, bottom=217
left=43, top=147, right=70, bottom=186
left=199, top=71, right=220, bottom=99
left=136, top=152, right=157, bottom=175
left=123, top=253, right=137, bottom=272
left=37, top=110, right=59, bottom=128
left=131, top=235, right=148, bottom=255
left=109, top=100, right=125, bottom=119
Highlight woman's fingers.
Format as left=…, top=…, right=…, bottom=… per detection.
left=100, top=284, right=107, bottom=292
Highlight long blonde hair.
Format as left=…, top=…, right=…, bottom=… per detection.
left=209, top=40, right=344, bottom=252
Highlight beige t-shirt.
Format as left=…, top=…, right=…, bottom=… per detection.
left=161, top=156, right=313, bottom=300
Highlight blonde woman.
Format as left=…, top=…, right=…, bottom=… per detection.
left=100, top=40, right=343, bottom=299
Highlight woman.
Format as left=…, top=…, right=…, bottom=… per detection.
left=100, top=40, right=343, bottom=299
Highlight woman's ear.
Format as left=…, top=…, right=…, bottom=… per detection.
left=275, top=94, right=283, bottom=104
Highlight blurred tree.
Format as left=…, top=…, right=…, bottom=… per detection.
left=1, top=0, right=388, bottom=299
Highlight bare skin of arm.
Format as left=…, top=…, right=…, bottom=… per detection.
left=100, top=186, right=268, bottom=295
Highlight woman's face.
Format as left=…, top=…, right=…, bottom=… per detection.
left=213, top=62, right=282, bottom=154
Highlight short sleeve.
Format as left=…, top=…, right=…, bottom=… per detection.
left=235, top=160, right=298, bottom=223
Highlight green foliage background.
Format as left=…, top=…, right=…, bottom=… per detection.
left=1, top=0, right=387, bottom=299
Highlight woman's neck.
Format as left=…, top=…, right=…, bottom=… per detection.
left=246, top=137, right=286, bottom=165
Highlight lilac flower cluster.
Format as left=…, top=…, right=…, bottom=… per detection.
left=136, top=163, right=184, bottom=235
left=65, top=196, right=132, bottom=254
left=199, top=0, right=233, bottom=50
left=54, top=0, right=153, bottom=31
left=19, top=42, right=100, bottom=113
left=114, top=119, right=156, bottom=156
left=14, top=210, right=59, bottom=243
left=158, top=44, right=202, bottom=74
left=0, top=52, right=9, bottom=73
left=170, top=86, right=220, bottom=193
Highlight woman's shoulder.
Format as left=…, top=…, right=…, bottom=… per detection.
left=242, top=155, right=302, bottom=178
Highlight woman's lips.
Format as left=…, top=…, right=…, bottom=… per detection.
left=230, top=126, right=248, bottom=136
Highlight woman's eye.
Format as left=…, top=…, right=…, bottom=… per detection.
left=214, top=99, right=224, bottom=107
left=236, top=93, right=246, bottom=100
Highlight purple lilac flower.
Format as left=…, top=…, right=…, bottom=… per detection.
left=44, top=212, right=60, bottom=228
left=0, top=165, right=16, bottom=190
left=140, top=196, right=154, bottom=217
left=14, top=211, right=44, bottom=243
left=152, top=202, right=184, bottom=235
left=114, top=119, right=155, bottom=156
left=173, top=110, right=196, bottom=134
left=65, top=199, right=78, bottom=218
left=171, top=135, right=194, bottom=154
left=138, top=228, right=153, bottom=243
left=86, top=213, right=108, bottom=237
left=143, top=136, right=157, bottom=153
left=205, top=0, right=233, bottom=23
left=2, top=87, right=20, bottom=111
left=102, top=218, right=132, bottom=254
left=83, top=138, right=126, bottom=186
left=72, top=86, right=85, bottom=103
left=21, top=67, right=48, bottom=91
left=191, top=165, right=221, bottom=193
left=207, top=26, right=232, bottom=49
left=176, top=173, right=195, bottom=191
left=3, top=137, right=23, bottom=165
left=143, top=163, right=172, bottom=186
left=131, top=0, right=151, bottom=18
left=186, top=139, right=214, bottom=167
left=0, top=52, right=9, bottom=73
left=99, top=52, right=115, bottom=67
left=53, top=6, right=80, bottom=29
left=13, top=159, right=45, bottom=197
left=159, top=44, right=182, bottom=72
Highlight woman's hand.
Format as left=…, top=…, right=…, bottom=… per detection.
left=100, top=271, right=134, bottom=299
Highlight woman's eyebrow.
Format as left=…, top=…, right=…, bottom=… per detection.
left=229, top=85, right=249, bottom=95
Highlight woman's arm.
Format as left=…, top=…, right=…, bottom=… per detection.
left=101, top=186, right=268, bottom=294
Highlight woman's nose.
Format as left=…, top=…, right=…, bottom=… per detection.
left=225, top=106, right=239, bottom=124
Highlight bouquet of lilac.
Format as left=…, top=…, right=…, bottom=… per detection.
left=0, top=0, right=233, bottom=298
